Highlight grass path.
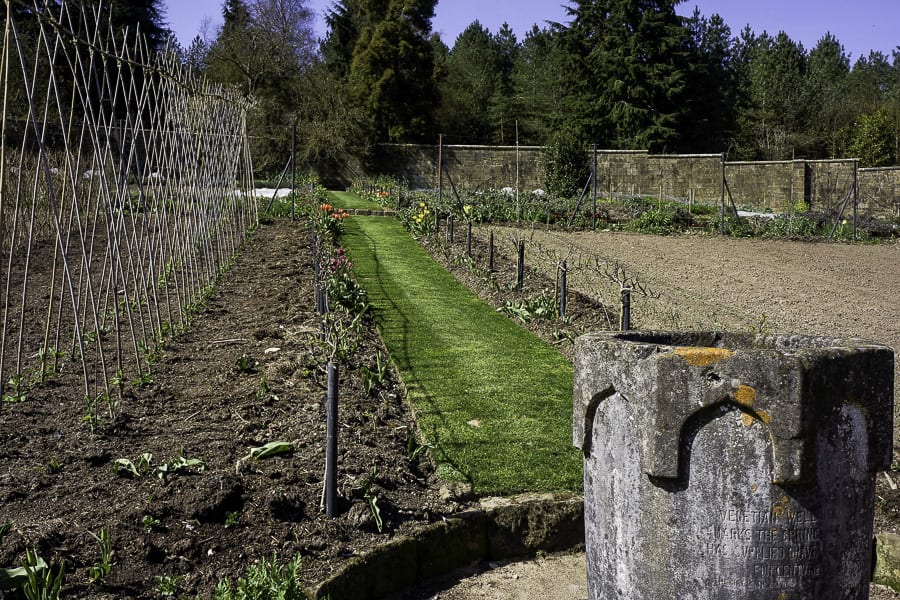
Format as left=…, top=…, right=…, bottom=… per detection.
left=330, top=192, right=581, bottom=495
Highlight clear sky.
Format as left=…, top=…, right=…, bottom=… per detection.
left=164, top=0, right=899, bottom=63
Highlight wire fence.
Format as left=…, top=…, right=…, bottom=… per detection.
left=0, top=1, right=256, bottom=411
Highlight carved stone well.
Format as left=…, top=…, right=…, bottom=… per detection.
left=574, top=331, right=894, bottom=600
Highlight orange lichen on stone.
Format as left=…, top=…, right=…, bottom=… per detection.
left=733, top=385, right=771, bottom=426
left=734, top=385, right=757, bottom=406
left=672, top=347, right=735, bottom=367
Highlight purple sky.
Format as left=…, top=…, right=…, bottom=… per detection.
left=164, top=0, right=899, bottom=63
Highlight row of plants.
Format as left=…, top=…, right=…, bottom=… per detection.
left=1, top=183, right=376, bottom=600
left=351, top=176, right=893, bottom=241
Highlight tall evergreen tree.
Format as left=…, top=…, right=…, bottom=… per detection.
left=745, top=32, right=809, bottom=160
left=322, top=0, right=361, bottom=78
left=510, top=25, right=568, bottom=144
left=681, top=10, right=737, bottom=152
left=346, top=0, right=439, bottom=142
left=489, top=23, right=519, bottom=144
left=563, top=0, right=692, bottom=151
left=437, top=21, right=499, bottom=143
left=804, top=33, right=851, bottom=157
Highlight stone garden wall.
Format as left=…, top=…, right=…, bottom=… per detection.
left=372, top=144, right=899, bottom=218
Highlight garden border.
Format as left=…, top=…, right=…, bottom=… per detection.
left=310, top=492, right=585, bottom=599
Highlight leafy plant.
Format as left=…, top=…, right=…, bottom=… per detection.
left=0, top=525, right=54, bottom=597
left=225, top=511, right=241, bottom=529
left=543, top=131, right=588, bottom=199
left=156, top=454, right=205, bottom=481
left=82, top=394, right=104, bottom=431
left=317, top=309, right=367, bottom=364
left=362, top=351, right=389, bottom=396
left=46, top=458, right=62, bottom=475
left=141, top=515, right=161, bottom=533
left=114, top=452, right=203, bottom=481
left=213, top=553, right=303, bottom=600
left=324, top=246, right=368, bottom=314
left=399, top=201, right=435, bottom=237
left=361, top=467, right=383, bottom=533
left=500, top=289, right=558, bottom=323
left=625, top=206, right=693, bottom=235
left=16, top=548, right=63, bottom=600
left=155, top=574, right=182, bottom=597
left=246, top=441, right=294, bottom=460
left=3, top=373, right=28, bottom=403
left=113, top=453, right=153, bottom=478
left=406, top=430, right=431, bottom=461
left=87, top=528, right=112, bottom=583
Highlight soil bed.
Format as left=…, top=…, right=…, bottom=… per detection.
left=0, top=218, right=459, bottom=598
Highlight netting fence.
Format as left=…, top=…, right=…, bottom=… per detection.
left=0, top=1, right=256, bottom=412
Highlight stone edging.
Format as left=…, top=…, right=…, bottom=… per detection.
left=348, top=209, right=397, bottom=217
left=308, top=492, right=585, bottom=600
left=875, top=531, right=900, bottom=592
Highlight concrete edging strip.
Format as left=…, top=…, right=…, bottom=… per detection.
left=309, top=492, right=585, bottom=600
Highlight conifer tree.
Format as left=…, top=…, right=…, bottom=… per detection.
left=563, top=0, right=692, bottom=151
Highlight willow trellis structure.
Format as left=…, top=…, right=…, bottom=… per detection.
left=0, top=1, right=256, bottom=413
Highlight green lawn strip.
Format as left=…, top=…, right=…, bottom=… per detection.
left=327, top=190, right=382, bottom=210
left=336, top=206, right=581, bottom=496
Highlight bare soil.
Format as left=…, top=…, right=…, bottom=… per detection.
left=0, top=219, right=460, bottom=598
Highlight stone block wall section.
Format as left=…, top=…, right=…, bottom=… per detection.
left=372, top=144, right=900, bottom=218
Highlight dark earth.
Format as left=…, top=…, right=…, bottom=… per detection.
left=0, top=218, right=467, bottom=598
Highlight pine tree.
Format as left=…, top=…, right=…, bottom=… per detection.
left=489, top=23, right=519, bottom=144
left=563, top=0, right=692, bottom=151
left=681, top=10, right=737, bottom=152
left=347, top=0, right=439, bottom=142
left=437, top=21, right=499, bottom=143
left=510, top=25, right=568, bottom=144
left=804, top=33, right=851, bottom=157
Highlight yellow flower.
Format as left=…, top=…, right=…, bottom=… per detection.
left=463, top=205, right=472, bottom=215
left=419, top=202, right=426, bottom=208
left=424, top=209, right=430, bottom=215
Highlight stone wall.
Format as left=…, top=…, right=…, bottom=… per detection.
left=372, top=144, right=545, bottom=191
left=371, top=145, right=897, bottom=218
left=860, top=167, right=900, bottom=218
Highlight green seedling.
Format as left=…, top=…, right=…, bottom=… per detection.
left=246, top=441, right=294, bottom=460
left=130, top=371, right=153, bottom=387
left=3, top=373, right=27, bottom=403
left=21, top=548, right=64, bottom=600
left=235, top=354, right=257, bottom=373
left=224, top=511, right=241, bottom=528
left=257, top=376, right=270, bottom=399
left=87, top=528, right=112, bottom=583
left=141, top=515, right=161, bottom=533
left=155, top=575, right=182, bottom=597
left=362, top=351, right=389, bottom=396
left=212, top=553, right=302, bottom=599
left=113, top=453, right=153, bottom=478
left=361, top=467, right=383, bottom=533
left=156, top=454, right=205, bottom=480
